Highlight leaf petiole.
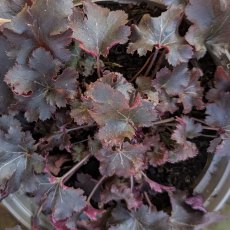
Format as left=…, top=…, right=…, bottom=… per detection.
left=87, top=175, right=107, bottom=203
left=144, top=48, right=159, bottom=77
left=60, top=154, right=91, bottom=183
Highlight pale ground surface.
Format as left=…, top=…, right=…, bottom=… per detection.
left=208, top=200, right=230, bottom=230
left=0, top=201, right=229, bottom=229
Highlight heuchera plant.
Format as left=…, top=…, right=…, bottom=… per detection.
left=0, top=0, right=229, bottom=229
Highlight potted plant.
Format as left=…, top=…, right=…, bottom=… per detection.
left=0, top=0, right=229, bottom=229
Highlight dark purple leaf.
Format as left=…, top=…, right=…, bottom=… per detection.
left=169, top=191, right=224, bottom=230
left=95, top=142, right=147, bottom=177
left=75, top=173, right=100, bottom=203
left=153, top=64, right=204, bottom=113
left=86, top=78, right=158, bottom=143
left=0, top=0, right=27, bottom=19
left=70, top=99, right=94, bottom=126
left=168, top=141, right=199, bottom=163
left=0, top=35, right=15, bottom=113
left=185, top=194, right=207, bottom=213
left=144, top=175, right=175, bottom=193
left=4, top=0, right=73, bottom=64
left=0, top=115, right=44, bottom=200
left=109, top=205, right=169, bottom=230
left=185, top=0, right=230, bottom=59
left=144, top=135, right=169, bottom=167
left=127, top=5, right=193, bottom=66
left=71, top=0, right=130, bottom=58
left=206, top=66, right=230, bottom=101
left=5, top=48, right=78, bottom=121
left=29, top=174, right=86, bottom=222
left=100, top=179, right=142, bottom=210
left=172, top=116, right=202, bottom=145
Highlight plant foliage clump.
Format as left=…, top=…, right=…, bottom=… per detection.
left=0, top=0, right=229, bottom=229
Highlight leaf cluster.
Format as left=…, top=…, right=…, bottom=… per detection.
left=0, top=0, right=229, bottom=229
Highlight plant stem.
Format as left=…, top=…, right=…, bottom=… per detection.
left=130, top=176, right=134, bottom=192
left=144, top=192, right=154, bottom=209
left=72, top=138, right=89, bottom=145
left=66, top=124, right=96, bottom=133
left=144, top=48, right=159, bottom=77
left=60, top=154, right=91, bottom=183
left=152, top=117, right=175, bottom=125
left=192, top=118, right=219, bottom=131
left=130, top=52, right=153, bottom=82
left=151, top=49, right=166, bottom=78
left=164, top=120, right=220, bottom=131
left=96, top=55, right=101, bottom=78
left=202, top=126, right=220, bottom=131
left=192, top=118, right=209, bottom=126
left=87, top=175, right=106, bottom=203
left=200, top=134, right=218, bottom=138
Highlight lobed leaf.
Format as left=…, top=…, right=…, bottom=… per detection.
left=0, top=35, right=15, bottom=113
left=169, top=191, right=224, bottom=230
left=206, top=66, right=230, bottom=101
left=144, top=135, right=169, bottom=167
left=25, top=174, right=87, bottom=222
left=127, top=5, right=193, bottom=66
left=3, top=0, right=73, bottom=64
left=0, top=0, right=27, bottom=19
left=205, top=94, right=230, bottom=158
left=172, top=116, right=202, bottom=145
left=168, top=141, right=198, bottom=163
left=86, top=76, right=158, bottom=143
left=185, top=0, right=230, bottom=59
left=5, top=48, right=78, bottom=121
left=71, top=0, right=130, bottom=58
left=100, top=179, right=142, bottom=210
left=95, top=142, right=147, bottom=177
left=109, top=204, right=169, bottom=230
left=153, top=64, right=204, bottom=113
left=0, top=115, right=44, bottom=200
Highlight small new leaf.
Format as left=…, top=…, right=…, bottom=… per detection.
left=172, top=116, right=202, bottom=145
left=0, top=0, right=26, bottom=19
left=153, top=64, right=204, bottom=113
left=100, top=180, right=142, bottom=210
